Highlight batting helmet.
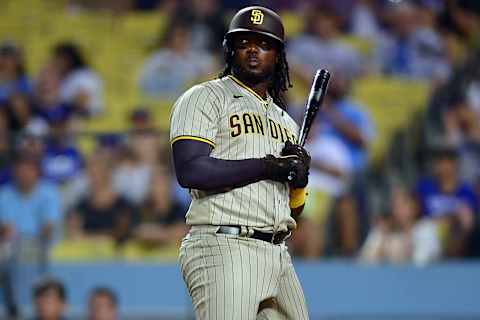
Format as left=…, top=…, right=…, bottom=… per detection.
left=225, top=6, right=285, bottom=46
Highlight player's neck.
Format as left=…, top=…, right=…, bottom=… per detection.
left=231, top=72, right=269, bottom=99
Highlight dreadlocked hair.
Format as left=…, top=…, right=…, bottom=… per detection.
left=219, top=39, right=292, bottom=110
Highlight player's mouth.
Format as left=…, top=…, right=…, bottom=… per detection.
left=247, top=57, right=259, bottom=67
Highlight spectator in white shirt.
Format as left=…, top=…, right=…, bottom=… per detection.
left=360, top=186, right=442, bottom=265
left=51, top=42, right=104, bottom=116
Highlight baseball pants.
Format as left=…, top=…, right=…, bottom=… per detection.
left=179, top=225, right=309, bottom=320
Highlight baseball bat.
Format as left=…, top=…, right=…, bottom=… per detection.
left=287, top=69, right=331, bottom=181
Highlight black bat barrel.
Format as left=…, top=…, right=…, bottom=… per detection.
left=298, top=69, right=330, bottom=147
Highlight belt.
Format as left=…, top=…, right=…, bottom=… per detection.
left=216, top=226, right=290, bottom=245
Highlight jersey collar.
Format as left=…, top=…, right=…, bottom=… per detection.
left=228, top=75, right=271, bottom=107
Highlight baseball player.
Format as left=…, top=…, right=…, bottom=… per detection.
left=170, top=6, right=310, bottom=319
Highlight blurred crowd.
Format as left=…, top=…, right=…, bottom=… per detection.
left=1, top=0, right=480, bottom=317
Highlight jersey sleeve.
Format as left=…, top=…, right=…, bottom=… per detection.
left=170, top=84, right=221, bottom=148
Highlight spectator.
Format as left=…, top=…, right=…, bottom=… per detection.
left=34, top=63, right=74, bottom=127
left=127, top=108, right=161, bottom=166
left=88, top=287, right=118, bottom=320
left=70, top=156, right=135, bottom=244
left=0, top=41, right=31, bottom=105
left=288, top=4, right=362, bottom=82
left=374, top=1, right=450, bottom=81
left=41, top=109, right=83, bottom=186
left=416, top=146, right=477, bottom=257
left=0, top=152, right=62, bottom=254
left=31, top=277, right=67, bottom=320
left=42, top=109, right=83, bottom=186
left=311, top=72, right=375, bottom=173
left=138, top=19, right=215, bottom=100
left=0, top=151, right=62, bottom=318
left=133, top=166, right=187, bottom=247
left=360, top=186, right=441, bottom=265
left=50, top=42, right=104, bottom=116
left=112, top=146, right=152, bottom=205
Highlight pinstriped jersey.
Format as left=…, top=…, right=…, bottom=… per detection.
left=170, top=75, right=299, bottom=232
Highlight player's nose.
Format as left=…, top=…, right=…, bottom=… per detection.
left=245, top=42, right=259, bottom=54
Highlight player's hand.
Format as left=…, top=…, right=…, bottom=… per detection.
left=290, top=161, right=309, bottom=188
left=263, top=154, right=302, bottom=183
left=281, top=140, right=311, bottom=168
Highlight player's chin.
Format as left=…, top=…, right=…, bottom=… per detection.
left=242, top=66, right=270, bottom=82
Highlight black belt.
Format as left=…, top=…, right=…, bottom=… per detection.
left=216, top=226, right=290, bottom=245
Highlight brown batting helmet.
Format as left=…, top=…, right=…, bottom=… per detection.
left=225, top=6, right=285, bottom=46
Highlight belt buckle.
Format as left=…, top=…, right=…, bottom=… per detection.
left=272, top=231, right=291, bottom=245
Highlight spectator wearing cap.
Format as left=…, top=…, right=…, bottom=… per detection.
left=31, top=277, right=68, bottom=320
left=87, top=287, right=118, bottom=320
left=0, top=41, right=32, bottom=105
left=40, top=107, right=83, bottom=186
left=415, top=146, right=478, bottom=257
left=50, top=42, right=103, bottom=116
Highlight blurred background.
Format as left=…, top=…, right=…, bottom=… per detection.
left=1, top=0, right=480, bottom=319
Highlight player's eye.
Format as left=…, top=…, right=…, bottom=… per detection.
left=259, top=41, right=272, bottom=50
left=238, top=39, right=249, bottom=47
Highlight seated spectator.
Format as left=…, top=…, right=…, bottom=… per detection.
left=0, top=41, right=31, bottom=105
left=288, top=4, right=362, bottom=83
left=70, top=156, right=135, bottom=244
left=132, top=166, right=187, bottom=247
left=50, top=42, right=104, bottom=116
left=416, top=146, right=477, bottom=257
left=34, top=63, right=75, bottom=125
left=127, top=108, right=161, bottom=166
left=31, top=277, right=67, bottom=320
left=88, top=287, right=118, bottom=320
left=374, top=1, right=450, bottom=81
left=312, top=73, right=375, bottom=173
left=41, top=109, right=83, bottom=185
left=112, top=146, right=152, bottom=206
left=0, top=152, right=61, bottom=248
left=138, top=19, right=214, bottom=100
left=360, top=186, right=441, bottom=265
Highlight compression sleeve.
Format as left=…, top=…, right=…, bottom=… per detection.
left=172, top=139, right=266, bottom=191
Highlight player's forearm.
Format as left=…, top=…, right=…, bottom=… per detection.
left=176, top=155, right=265, bottom=191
